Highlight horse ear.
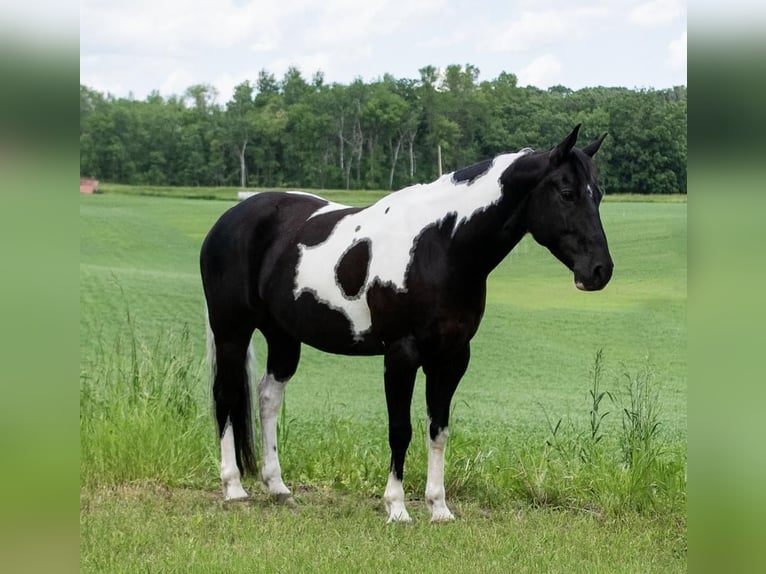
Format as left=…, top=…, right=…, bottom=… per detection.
left=583, top=133, right=608, bottom=157
left=550, top=124, right=581, bottom=165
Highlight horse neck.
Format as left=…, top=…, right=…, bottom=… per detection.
left=443, top=152, right=543, bottom=277
left=449, top=190, right=529, bottom=278
left=385, top=150, right=538, bottom=279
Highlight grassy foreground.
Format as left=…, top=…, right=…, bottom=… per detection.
left=80, top=190, right=686, bottom=572
left=81, top=484, right=685, bottom=573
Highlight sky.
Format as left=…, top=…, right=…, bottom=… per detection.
left=80, top=0, right=687, bottom=102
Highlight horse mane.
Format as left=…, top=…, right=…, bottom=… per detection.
left=451, top=158, right=493, bottom=185
left=451, top=148, right=536, bottom=187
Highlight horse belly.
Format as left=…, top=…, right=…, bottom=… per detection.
left=286, top=291, right=383, bottom=356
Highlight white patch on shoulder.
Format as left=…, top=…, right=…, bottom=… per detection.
left=293, top=151, right=529, bottom=336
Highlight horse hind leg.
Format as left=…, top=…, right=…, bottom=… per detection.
left=258, top=326, right=301, bottom=502
left=207, top=310, right=257, bottom=501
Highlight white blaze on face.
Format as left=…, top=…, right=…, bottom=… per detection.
left=293, top=152, right=528, bottom=336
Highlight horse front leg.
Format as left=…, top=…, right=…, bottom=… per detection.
left=424, top=343, right=470, bottom=522
left=383, top=337, right=419, bottom=523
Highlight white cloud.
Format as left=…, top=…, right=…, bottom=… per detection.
left=629, top=0, right=684, bottom=26
left=517, top=54, right=562, bottom=87
left=80, top=0, right=300, bottom=57
left=80, top=0, right=449, bottom=99
left=667, top=30, right=687, bottom=73
left=80, top=0, right=687, bottom=99
left=481, top=7, right=609, bottom=53
left=305, top=0, right=445, bottom=49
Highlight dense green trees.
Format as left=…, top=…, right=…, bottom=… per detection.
left=80, top=66, right=686, bottom=194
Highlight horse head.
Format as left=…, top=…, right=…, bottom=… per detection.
left=503, top=125, right=614, bottom=291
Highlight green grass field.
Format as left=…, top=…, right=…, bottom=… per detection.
left=80, top=190, right=687, bottom=572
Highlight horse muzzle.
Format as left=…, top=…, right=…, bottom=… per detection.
left=574, top=259, right=613, bottom=291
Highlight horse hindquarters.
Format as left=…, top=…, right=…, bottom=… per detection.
left=201, top=208, right=264, bottom=500
left=201, top=196, right=304, bottom=502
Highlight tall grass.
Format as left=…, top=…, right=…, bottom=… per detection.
left=81, top=324, right=685, bottom=518
left=505, top=351, right=686, bottom=515
left=80, top=314, right=215, bottom=488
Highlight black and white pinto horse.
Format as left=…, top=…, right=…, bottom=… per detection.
left=200, top=125, right=613, bottom=522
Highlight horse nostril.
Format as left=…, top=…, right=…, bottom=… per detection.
left=593, top=265, right=602, bottom=279
left=592, top=262, right=613, bottom=285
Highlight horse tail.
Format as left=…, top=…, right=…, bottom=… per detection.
left=205, top=305, right=258, bottom=476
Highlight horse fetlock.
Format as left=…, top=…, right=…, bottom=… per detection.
left=425, top=485, right=454, bottom=518
left=220, top=461, right=240, bottom=483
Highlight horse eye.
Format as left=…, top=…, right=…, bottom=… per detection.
left=560, top=188, right=575, bottom=201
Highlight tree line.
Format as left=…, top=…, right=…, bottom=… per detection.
left=80, top=65, right=687, bottom=194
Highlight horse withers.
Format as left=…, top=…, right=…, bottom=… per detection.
left=200, top=124, right=613, bottom=522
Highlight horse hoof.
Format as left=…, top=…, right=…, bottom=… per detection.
left=275, top=492, right=297, bottom=508
left=386, top=512, right=413, bottom=524
left=430, top=511, right=456, bottom=523
left=222, top=495, right=251, bottom=505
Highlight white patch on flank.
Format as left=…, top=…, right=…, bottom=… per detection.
left=293, top=151, right=530, bottom=336
left=587, top=184, right=593, bottom=199
left=258, top=373, right=290, bottom=497
left=220, top=420, right=249, bottom=500
left=384, top=471, right=412, bottom=523
left=425, top=423, right=454, bottom=522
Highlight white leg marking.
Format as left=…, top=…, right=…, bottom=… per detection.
left=384, top=471, right=412, bottom=523
left=258, top=373, right=290, bottom=497
left=220, top=420, right=248, bottom=500
left=425, top=423, right=455, bottom=522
